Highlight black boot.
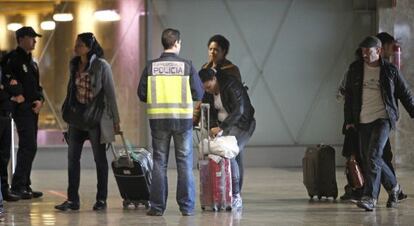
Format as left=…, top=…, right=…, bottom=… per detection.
left=55, top=201, right=80, bottom=211
left=27, top=187, right=43, bottom=198
left=398, top=189, right=408, bottom=201
left=386, top=184, right=400, bottom=208
left=11, top=187, right=32, bottom=200
left=92, top=200, right=107, bottom=211
left=2, top=188, right=20, bottom=202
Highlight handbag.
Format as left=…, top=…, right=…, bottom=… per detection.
left=345, top=159, right=364, bottom=189
left=199, top=135, right=239, bottom=159
left=62, top=75, right=105, bottom=128
left=83, top=90, right=105, bottom=127
left=62, top=78, right=84, bottom=127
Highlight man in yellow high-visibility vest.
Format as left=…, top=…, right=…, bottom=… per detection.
left=138, top=28, right=203, bottom=216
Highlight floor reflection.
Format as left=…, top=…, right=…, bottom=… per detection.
left=1, top=168, right=413, bottom=226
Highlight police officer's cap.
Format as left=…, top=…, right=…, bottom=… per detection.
left=16, top=26, right=42, bottom=39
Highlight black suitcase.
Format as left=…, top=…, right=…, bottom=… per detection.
left=302, top=144, right=338, bottom=200
left=110, top=132, right=153, bottom=208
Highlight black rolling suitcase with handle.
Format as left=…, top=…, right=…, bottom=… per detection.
left=302, top=144, right=338, bottom=200
left=110, top=132, right=153, bottom=209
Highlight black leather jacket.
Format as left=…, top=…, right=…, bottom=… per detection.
left=202, top=71, right=255, bottom=132
left=344, top=58, right=414, bottom=128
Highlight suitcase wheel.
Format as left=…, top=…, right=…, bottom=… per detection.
left=317, top=195, right=322, bottom=200
left=144, top=201, right=150, bottom=209
left=201, top=206, right=206, bottom=211
left=309, top=195, right=314, bottom=200
left=225, top=206, right=232, bottom=211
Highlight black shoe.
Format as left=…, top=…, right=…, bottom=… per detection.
left=398, top=190, right=408, bottom=201
left=27, top=187, right=43, bottom=198
left=31, top=191, right=43, bottom=198
left=55, top=201, right=80, bottom=211
left=147, top=209, right=163, bottom=216
left=356, top=197, right=376, bottom=211
left=11, top=188, right=32, bottom=200
left=2, top=189, right=21, bottom=202
left=92, top=200, right=107, bottom=211
left=386, top=186, right=400, bottom=208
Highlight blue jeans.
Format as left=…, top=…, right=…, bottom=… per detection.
left=359, top=119, right=397, bottom=199
left=149, top=128, right=195, bottom=213
left=225, top=120, right=256, bottom=195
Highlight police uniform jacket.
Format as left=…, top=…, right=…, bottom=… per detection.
left=137, top=52, right=204, bottom=131
left=3, top=47, right=43, bottom=116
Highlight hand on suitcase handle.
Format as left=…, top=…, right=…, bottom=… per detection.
left=114, top=123, right=121, bottom=134
left=210, top=127, right=222, bottom=138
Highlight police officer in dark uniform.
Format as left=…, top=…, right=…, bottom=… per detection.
left=0, top=54, right=21, bottom=202
left=3, top=26, right=44, bottom=199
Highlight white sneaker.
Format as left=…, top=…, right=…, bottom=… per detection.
left=232, top=193, right=243, bottom=210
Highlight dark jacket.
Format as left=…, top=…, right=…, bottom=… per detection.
left=2, top=47, right=43, bottom=116
left=137, top=52, right=204, bottom=131
left=64, top=55, right=120, bottom=143
left=0, top=83, right=12, bottom=117
left=202, top=59, right=241, bottom=82
left=202, top=71, right=255, bottom=132
left=344, top=58, right=414, bottom=129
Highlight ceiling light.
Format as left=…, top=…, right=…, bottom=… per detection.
left=94, top=10, right=120, bottom=22
left=7, top=23, right=23, bottom=31
left=40, top=21, right=56, bottom=30
left=53, top=13, right=73, bottom=22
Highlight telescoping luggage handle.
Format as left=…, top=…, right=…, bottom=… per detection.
left=109, top=131, right=132, bottom=163
left=200, top=103, right=210, bottom=160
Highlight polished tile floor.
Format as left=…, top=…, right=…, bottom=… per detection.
left=1, top=168, right=414, bottom=226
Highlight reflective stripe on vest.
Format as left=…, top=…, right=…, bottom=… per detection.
left=147, top=61, right=193, bottom=119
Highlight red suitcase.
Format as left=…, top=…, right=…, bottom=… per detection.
left=197, top=103, right=232, bottom=211
left=199, top=157, right=232, bottom=211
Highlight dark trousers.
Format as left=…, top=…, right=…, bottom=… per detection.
left=11, top=113, right=38, bottom=190
left=359, top=119, right=397, bottom=199
left=67, top=125, right=108, bottom=203
left=0, top=180, right=3, bottom=211
left=344, top=133, right=396, bottom=198
left=0, top=116, right=11, bottom=192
